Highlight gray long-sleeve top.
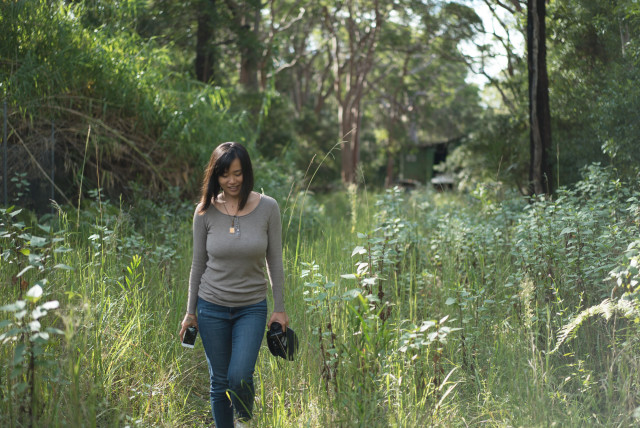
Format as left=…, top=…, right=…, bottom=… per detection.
left=186, top=194, right=285, bottom=314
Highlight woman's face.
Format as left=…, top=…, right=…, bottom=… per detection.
left=218, top=157, right=243, bottom=199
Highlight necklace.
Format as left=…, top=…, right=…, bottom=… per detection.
left=221, top=197, right=240, bottom=235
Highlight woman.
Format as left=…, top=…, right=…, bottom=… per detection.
left=179, top=142, right=289, bottom=428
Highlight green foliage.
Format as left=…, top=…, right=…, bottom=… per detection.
left=296, top=186, right=463, bottom=424
left=439, top=109, right=529, bottom=192
left=596, top=61, right=640, bottom=175
left=0, top=189, right=208, bottom=426
left=1, top=0, right=249, bottom=203
left=2, top=163, right=640, bottom=426
left=0, top=206, right=67, bottom=427
left=4, top=0, right=640, bottom=424
left=0, top=287, right=64, bottom=428
left=546, top=0, right=640, bottom=183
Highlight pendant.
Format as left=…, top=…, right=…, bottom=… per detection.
left=229, top=216, right=240, bottom=236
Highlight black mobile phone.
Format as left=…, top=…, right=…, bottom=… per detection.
left=182, top=326, right=198, bottom=348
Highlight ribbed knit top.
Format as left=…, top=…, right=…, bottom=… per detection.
left=186, top=194, right=285, bottom=314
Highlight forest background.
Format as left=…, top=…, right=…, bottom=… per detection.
left=1, top=0, right=640, bottom=427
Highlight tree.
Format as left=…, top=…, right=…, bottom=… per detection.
left=527, top=0, right=552, bottom=195
left=195, top=0, right=217, bottom=82
left=368, top=2, right=483, bottom=187
left=222, top=0, right=262, bottom=91
left=322, top=0, right=384, bottom=184
left=546, top=0, right=640, bottom=182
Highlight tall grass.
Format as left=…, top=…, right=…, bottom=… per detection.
left=2, top=164, right=640, bottom=427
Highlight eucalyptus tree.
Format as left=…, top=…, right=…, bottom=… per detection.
left=320, top=0, right=386, bottom=184
left=316, top=0, right=484, bottom=185
left=271, top=3, right=334, bottom=117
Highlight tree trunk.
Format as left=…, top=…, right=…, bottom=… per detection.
left=339, top=101, right=356, bottom=183
left=527, top=0, right=552, bottom=195
left=384, top=148, right=394, bottom=188
left=238, top=4, right=260, bottom=91
left=325, top=1, right=382, bottom=185
left=195, top=0, right=215, bottom=83
left=224, top=0, right=260, bottom=92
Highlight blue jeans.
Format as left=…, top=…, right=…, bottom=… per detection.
left=197, top=297, right=267, bottom=428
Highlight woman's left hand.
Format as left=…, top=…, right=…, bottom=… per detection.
left=268, top=311, right=289, bottom=331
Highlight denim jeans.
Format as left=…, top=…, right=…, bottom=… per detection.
left=197, top=297, right=267, bottom=428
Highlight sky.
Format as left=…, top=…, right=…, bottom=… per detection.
left=461, top=0, right=525, bottom=88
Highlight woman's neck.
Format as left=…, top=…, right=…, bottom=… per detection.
left=220, top=192, right=240, bottom=205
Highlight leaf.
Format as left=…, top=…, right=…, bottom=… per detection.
left=342, top=289, right=362, bottom=300
left=19, top=248, right=30, bottom=256
left=26, top=285, right=43, bottom=303
left=40, top=301, right=59, bottom=310
left=13, top=343, right=26, bottom=366
left=340, top=274, right=357, bottom=280
left=439, top=315, right=450, bottom=324
left=0, top=327, right=22, bottom=342
left=45, top=327, right=65, bottom=335
left=30, top=332, right=50, bottom=342
left=53, top=264, right=73, bottom=271
left=31, top=307, right=46, bottom=320
left=419, top=321, right=436, bottom=332
left=16, top=265, right=34, bottom=278
left=560, top=227, right=577, bottom=236
left=351, top=246, right=367, bottom=257
left=0, top=320, right=11, bottom=329
left=445, top=297, right=456, bottom=306
left=28, top=253, right=43, bottom=265
left=0, top=301, right=26, bottom=312
left=28, top=320, right=41, bottom=332
left=29, top=236, right=48, bottom=247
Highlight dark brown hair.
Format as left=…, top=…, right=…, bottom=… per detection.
left=198, top=142, right=254, bottom=214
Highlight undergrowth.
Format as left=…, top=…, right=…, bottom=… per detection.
left=1, top=164, right=640, bottom=427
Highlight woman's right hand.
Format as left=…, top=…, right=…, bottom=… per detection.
left=179, top=313, right=198, bottom=342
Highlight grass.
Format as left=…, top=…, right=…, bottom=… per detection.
left=2, top=165, right=640, bottom=427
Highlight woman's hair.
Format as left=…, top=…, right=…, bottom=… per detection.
left=198, top=142, right=254, bottom=214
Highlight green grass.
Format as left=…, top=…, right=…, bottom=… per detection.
left=2, top=166, right=640, bottom=427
